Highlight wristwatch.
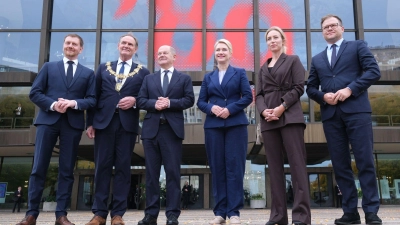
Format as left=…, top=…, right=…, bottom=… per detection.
left=281, top=102, right=288, bottom=110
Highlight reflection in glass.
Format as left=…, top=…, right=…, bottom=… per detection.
left=0, top=32, right=40, bottom=72
left=363, top=0, right=400, bottom=29
left=260, top=32, right=307, bottom=69
left=0, top=0, right=42, bottom=29
left=309, top=173, right=333, bottom=207
left=369, top=85, right=400, bottom=126
left=206, top=32, right=254, bottom=71
left=309, top=0, right=354, bottom=29
left=155, top=0, right=202, bottom=29
left=207, top=0, right=253, bottom=29
left=0, top=157, right=32, bottom=203
left=377, top=154, right=400, bottom=204
left=301, top=87, right=310, bottom=123
left=154, top=32, right=202, bottom=71
left=103, top=0, right=148, bottom=29
left=259, top=0, right=305, bottom=29
left=365, top=32, right=400, bottom=71
left=49, top=32, right=96, bottom=70
left=0, top=87, right=35, bottom=129
left=101, top=32, right=149, bottom=67
left=52, top=0, right=98, bottom=29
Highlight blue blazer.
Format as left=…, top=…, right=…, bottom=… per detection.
left=86, top=61, right=150, bottom=134
left=29, top=60, right=96, bottom=131
left=137, top=69, right=194, bottom=139
left=306, top=40, right=381, bottom=121
left=197, top=65, right=252, bottom=128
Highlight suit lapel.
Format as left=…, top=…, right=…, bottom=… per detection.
left=153, top=70, right=164, bottom=96
left=119, top=62, right=138, bottom=91
left=70, top=63, right=83, bottom=87
left=210, top=69, right=225, bottom=97
left=57, top=61, right=68, bottom=87
left=166, top=69, right=180, bottom=96
left=332, top=40, right=348, bottom=69
left=220, top=65, right=235, bottom=89
left=269, top=54, right=287, bottom=83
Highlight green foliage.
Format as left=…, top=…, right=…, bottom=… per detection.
left=45, top=195, right=56, bottom=202
left=250, top=193, right=265, bottom=200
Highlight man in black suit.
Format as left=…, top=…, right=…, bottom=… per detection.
left=137, top=45, right=194, bottom=225
left=17, top=34, right=96, bottom=225
left=307, top=14, right=382, bottom=225
left=85, top=33, right=150, bottom=225
left=13, top=186, right=23, bottom=213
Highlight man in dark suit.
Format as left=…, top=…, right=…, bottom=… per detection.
left=307, top=14, right=382, bottom=225
left=13, top=186, right=23, bottom=213
left=85, top=33, right=150, bottom=225
left=17, top=34, right=96, bottom=225
left=137, top=45, right=194, bottom=225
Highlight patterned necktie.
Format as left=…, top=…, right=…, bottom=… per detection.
left=66, top=61, right=74, bottom=85
left=331, top=44, right=337, bottom=68
left=115, top=61, right=126, bottom=92
left=163, top=70, right=169, bottom=96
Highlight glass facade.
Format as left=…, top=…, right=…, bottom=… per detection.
left=1, top=0, right=400, bottom=209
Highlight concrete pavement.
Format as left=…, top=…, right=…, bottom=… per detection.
left=1, top=206, right=399, bottom=225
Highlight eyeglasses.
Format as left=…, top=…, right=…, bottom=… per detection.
left=323, top=23, right=340, bottom=31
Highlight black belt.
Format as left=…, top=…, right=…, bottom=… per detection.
left=115, top=108, right=119, bottom=114
left=160, top=118, right=168, bottom=124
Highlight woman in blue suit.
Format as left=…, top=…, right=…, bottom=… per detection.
left=197, top=39, right=252, bottom=225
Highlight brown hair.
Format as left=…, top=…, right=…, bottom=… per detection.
left=321, top=14, right=343, bottom=27
left=64, top=34, right=84, bottom=47
left=265, top=26, right=287, bottom=53
left=119, top=32, right=139, bottom=48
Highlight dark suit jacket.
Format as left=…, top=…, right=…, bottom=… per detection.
left=197, top=65, right=252, bottom=128
left=86, top=61, right=150, bottom=134
left=255, top=54, right=305, bottom=131
left=14, top=190, right=23, bottom=201
left=137, top=69, right=194, bottom=139
left=306, top=40, right=381, bottom=121
left=29, top=60, right=96, bottom=130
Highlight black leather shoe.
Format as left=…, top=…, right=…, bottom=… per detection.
left=166, top=215, right=179, bottom=225
left=138, top=214, right=157, bottom=225
left=334, top=212, right=361, bottom=224
left=265, top=221, right=286, bottom=225
left=292, top=221, right=307, bottom=225
left=365, top=212, right=382, bottom=224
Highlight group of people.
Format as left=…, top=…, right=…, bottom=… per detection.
left=16, top=13, right=382, bottom=225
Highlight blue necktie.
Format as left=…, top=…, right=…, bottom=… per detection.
left=119, top=61, right=126, bottom=74
left=66, top=61, right=74, bottom=85
left=163, top=70, right=169, bottom=96
left=331, top=44, right=337, bottom=68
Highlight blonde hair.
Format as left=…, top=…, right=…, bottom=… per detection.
left=265, top=26, right=287, bottom=53
left=214, top=39, right=233, bottom=53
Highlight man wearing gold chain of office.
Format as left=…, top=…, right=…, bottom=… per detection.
left=85, top=33, right=150, bottom=225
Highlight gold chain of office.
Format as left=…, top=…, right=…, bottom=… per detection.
left=105, top=61, right=143, bottom=92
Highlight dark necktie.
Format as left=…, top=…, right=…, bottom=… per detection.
left=66, top=61, right=74, bottom=85
left=331, top=44, right=337, bottom=68
left=117, top=61, right=126, bottom=83
left=163, top=70, right=169, bottom=96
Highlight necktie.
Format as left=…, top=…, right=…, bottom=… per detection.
left=119, top=61, right=126, bottom=74
left=163, top=70, right=169, bottom=96
left=66, top=61, right=74, bottom=85
left=115, top=61, right=126, bottom=92
left=331, top=44, right=337, bottom=68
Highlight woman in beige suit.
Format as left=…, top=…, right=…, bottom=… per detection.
left=255, top=26, right=311, bottom=225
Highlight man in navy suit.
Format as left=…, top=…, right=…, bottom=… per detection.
left=137, top=45, right=194, bottom=225
left=17, top=34, right=96, bottom=225
left=307, top=14, right=382, bottom=225
left=85, top=33, right=150, bottom=225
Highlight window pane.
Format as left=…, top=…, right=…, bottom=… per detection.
left=101, top=32, right=149, bottom=67
left=259, top=0, right=305, bottom=29
left=184, top=86, right=202, bottom=124
left=370, top=85, right=400, bottom=126
left=0, top=157, right=32, bottom=203
left=260, top=32, right=307, bottom=69
left=365, top=32, right=400, bottom=71
left=49, top=32, right=96, bottom=70
left=376, top=154, right=400, bottom=204
left=52, top=0, right=98, bottom=29
left=363, top=0, right=400, bottom=29
left=207, top=0, right=253, bottom=29
left=206, top=32, right=254, bottom=71
left=0, top=0, right=42, bottom=29
left=102, top=0, right=149, bottom=29
left=0, top=87, right=35, bottom=129
left=154, top=32, right=202, bottom=71
left=310, top=32, right=355, bottom=57
left=309, top=0, right=354, bottom=29
left=0, top=32, right=40, bottom=72
left=155, top=0, right=202, bottom=29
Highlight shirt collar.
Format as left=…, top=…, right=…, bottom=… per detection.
left=328, top=38, right=344, bottom=49
left=161, top=66, right=174, bottom=75
left=63, top=57, right=78, bottom=65
left=118, top=58, right=133, bottom=67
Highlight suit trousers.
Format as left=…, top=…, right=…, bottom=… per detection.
left=205, top=125, right=247, bottom=219
left=143, top=123, right=182, bottom=218
left=262, top=123, right=311, bottom=224
left=27, top=114, right=82, bottom=219
left=323, top=107, right=379, bottom=213
left=92, top=114, right=136, bottom=219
